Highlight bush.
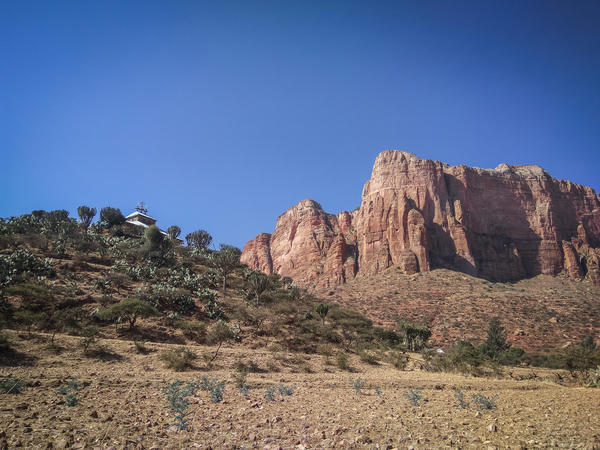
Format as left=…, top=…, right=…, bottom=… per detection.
left=358, top=348, right=379, bottom=365
left=177, top=320, right=206, bottom=343
left=161, top=347, right=197, bottom=371
left=100, top=207, right=125, bottom=228
left=336, top=353, right=350, bottom=371
left=0, top=250, right=55, bottom=286
left=386, top=350, right=409, bottom=370
left=98, top=298, right=159, bottom=329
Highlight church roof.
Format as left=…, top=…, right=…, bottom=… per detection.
left=125, top=211, right=156, bottom=221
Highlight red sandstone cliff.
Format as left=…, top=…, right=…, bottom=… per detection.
left=241, top=151, right=600, bottom=288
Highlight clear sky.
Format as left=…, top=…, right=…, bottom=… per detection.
left=2, top=0, right=599, bottom=249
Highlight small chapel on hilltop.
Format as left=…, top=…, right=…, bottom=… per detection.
left=124, top=202, right=182, bottom=242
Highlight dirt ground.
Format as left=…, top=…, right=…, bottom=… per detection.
left=1, top=332, right=599, bottom=449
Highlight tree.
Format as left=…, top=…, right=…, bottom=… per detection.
left=398, top=320, right=432, bottom=351
left=167, top=225, right=181, bottom=240
left=206, top=320, right=235, bottom=363
left=144, top=225, right=164, bottom=251
left=209, top=244, right=241, bottom=293
left=315, top=303, right=330, bottom=326
left=100, top=207, right=125, bottom=227
left=77, top=206, right=96, bottom=230
left=185, top=230, right=212, bottom=249
left=99, top=299, right=158, bottom=329
left=245, top=270, right=270, bottom=305
left=484, top=317, right=510, bottom=358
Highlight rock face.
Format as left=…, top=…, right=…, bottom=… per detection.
left=242, top=151, right=600, bottom=288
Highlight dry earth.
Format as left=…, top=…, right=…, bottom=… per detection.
left=1, top=331, right=599, bottom=449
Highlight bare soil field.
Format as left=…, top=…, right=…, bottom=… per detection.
left=1, top=332, right=599, bottom=449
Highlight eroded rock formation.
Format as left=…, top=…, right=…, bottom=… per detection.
left=241, top=151, right=600, bottom=288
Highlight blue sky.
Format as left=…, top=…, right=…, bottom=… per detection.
left=2, top=0, right=599, bottom=249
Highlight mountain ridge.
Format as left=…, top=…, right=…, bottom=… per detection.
left=242, top=150, right=600, bottom=288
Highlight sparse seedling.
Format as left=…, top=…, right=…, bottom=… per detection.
left=197, top=376, right=225, bottom=403
left=350, top=377, right=366, bottom=394
left=404, top=387, right=423, bottom=406
left=57, top=378, right=81, bottom=407
left=239, top=383, right=249, bottom=397
left=0, top=375, right=26, bottom=394
left=374, top=386, right=382, bottom=396
left=471, top=393, right=498, bottom=410
left=453, top=387, right=469, bottom=409
left=265, top=386, right=276, bottom=402
left=278, top=383, right=296, bottom=396
left=163, top=379, right=196, bottom=430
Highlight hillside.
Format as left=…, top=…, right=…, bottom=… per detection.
left=1, top=210, right=600, bottom=448
left=318, top=266, right=600, bottom=353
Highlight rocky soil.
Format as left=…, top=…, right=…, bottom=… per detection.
left=1, top=332, right=599, bottom=449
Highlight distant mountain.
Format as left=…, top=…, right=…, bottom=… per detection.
left=242, top=150, right=600, bottom=288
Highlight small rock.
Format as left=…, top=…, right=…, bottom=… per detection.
left=487, top=424, right=497, bottom=432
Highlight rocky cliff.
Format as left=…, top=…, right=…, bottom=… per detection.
left=242, top=151, right=600, bottom=288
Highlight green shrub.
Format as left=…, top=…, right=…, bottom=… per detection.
left=0, top=375, right=26, bottom=394
left=196, top=376, right=225, bottom=403
left=453, top=387, right=469, bottom=409
left=265, top=386, right=276, bottom=402
left=163, top=379, right=196, bottom=430
left=404, top=387, right=423, bottom=406
left=278, top=383, right=296, bottom=396
left=57, top=378, right=81, bottom=407
left=586, top=366, right=600, bottom=387
left=0, top=250, right=55, bottom=286
left=350, top=377, right=365, bottom=394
